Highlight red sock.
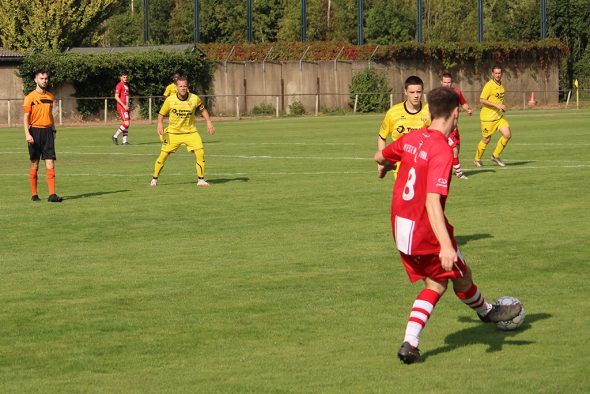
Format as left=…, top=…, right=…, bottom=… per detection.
left=403, top=288, right=441, bottom=348
left=46, top=168, right=56, bottom=195
left=29, top=169, right=38, bottom=196
left=455, top=283, right=491, bottom=316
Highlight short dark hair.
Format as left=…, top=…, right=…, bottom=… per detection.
left=35, top=70, right=49, bottom=77
left=427, top=87, right=459, bottom=120
left=175, top=76, right=188, bottom=85
left=172, top=73, right=181, bottom=81
left=491, top=65, right=502, bottom=72
left=120, top=71, right=128, bottom=76
left=441, top=72, right=453, bottom=80
left=404, top=75, right=424, bottom=90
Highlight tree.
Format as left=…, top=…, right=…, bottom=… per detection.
left=0, top=0, right=122, bottom=50
left=365, top=0, right=415, bottom=44
left=547, top=0, right=590, bottom=88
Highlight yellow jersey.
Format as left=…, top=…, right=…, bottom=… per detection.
left=480, top=79, right=505, bottom=122
left=378, top=101, right=430, bottom=142
left=163, top=83, right=177, bottom=97
left=159, top=93, right=206, bottom=134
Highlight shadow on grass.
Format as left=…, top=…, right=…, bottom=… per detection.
left=173, top=177, right=250, bottom=186
left=64, top=189, right=130, bottom=200
left=463, top=169, right=496, bottom=177
left=455, top=233, right=493, bottom=247
left=504, top=160, right=534, bottom=167
left=122, top=141, right=161, bottom=146
left=422, top=313, right=551, bottom=361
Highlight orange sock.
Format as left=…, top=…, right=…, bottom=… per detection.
left=46, top=168, right=56, bottom=195
left=29, top=169, right=38, bottom=196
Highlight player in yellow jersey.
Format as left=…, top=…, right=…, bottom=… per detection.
left=150, top=76, right=216, bottom=187
left=474, top=66, right=512, bottom=167
left=377, top=76, right=430, bottom=178
left=163, top=73, right=181, bottom=97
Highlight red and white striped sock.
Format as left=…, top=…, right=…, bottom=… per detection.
left=452, top=157, right=464, bottom=177
left=454, top=283, right=492, bottom=317
left=403, top=289, right=441, bottom=348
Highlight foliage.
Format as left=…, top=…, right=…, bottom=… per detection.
left=288, top=100, right=305, bottom=116
left=19, top=50, right=214, bottom=118
left=0, top=0, right=121, bottom=50
left=349, top=68, right=391, bottom=113
left=365, top=1, right=415, bottom=44
left=251, top=103, right=275, bottom=116
left=194, top=40, right=566, bottom=75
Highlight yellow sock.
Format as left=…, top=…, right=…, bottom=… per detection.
left=195, top=149, right=205, bottom=178
left=153, top=151, right=169, bottom=178
left=493, top=136, right=509, bottom=158
left=475, top=141, right=487, bottom=162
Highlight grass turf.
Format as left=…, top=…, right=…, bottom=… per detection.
left=1, top=109, right=589, bottom=392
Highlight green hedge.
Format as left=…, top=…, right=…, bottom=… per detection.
left=19, top=50, right=214, bottom=118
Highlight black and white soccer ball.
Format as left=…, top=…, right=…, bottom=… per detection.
left=495, top=296, right=525, bottom=331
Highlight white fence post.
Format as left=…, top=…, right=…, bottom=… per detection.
left=58, top=99, right=63, bottom=126
left=104, top=99, right=108, bottom=124
left=390, top=94, right=393, bottom=108
left=236, top=96, right=240, bottom=120
left=7, top=100, right=11, bottom=127
left=149, top=97, right=152, bottom=123
left=315, top=95, right=319, bottom=116
left=354, top=94, right=359, bottom=113
left=276, top=96, right=279, bottom=118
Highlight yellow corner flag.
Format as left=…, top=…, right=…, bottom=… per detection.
left=574, top=79, right=579, bottom=88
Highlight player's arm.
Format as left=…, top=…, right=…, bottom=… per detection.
left=425, top=193, right=456, bottom=271
left=374, top=150, right=396, bottom=177
left=480, top=98, right=505, bottom=112
left=157, top=113, right=166, bottom=135
left=462, top=103, right=472, bottom=115
left=200, top=108, right=215, bottom=135
left=23, top=112, right=33, bottom=143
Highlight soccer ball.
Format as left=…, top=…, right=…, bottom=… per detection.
left=495, top=296, right=525, bottom=331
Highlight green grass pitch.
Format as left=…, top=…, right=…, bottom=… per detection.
left=1, top=109, right=589, bottom=392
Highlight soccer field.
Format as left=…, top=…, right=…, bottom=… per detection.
left=1, top=110, right=589, bottom=392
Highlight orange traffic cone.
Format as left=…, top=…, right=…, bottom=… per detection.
left=528, top=91, right=536, bottom=107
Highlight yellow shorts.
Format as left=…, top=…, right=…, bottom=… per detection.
left=161, top=131, right=203, bottom=153
left=480, top=117, right=509, bottom=139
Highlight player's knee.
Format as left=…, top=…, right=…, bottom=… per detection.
left=482, top=137, right=491, bottom=144
left=424, top=278, right=448, bottom=294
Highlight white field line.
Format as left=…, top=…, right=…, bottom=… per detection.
left=0, top=163, right=588, bottom=178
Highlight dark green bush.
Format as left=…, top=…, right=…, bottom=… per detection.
left=251, top=102, right=275, bottom=115
left=349, top=68, right=391, bottom=113
left=19, top=50, right=214, bottom=118
left=288, top=99, right=305, bottom=116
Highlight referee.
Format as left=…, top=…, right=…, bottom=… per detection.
left=23, top=70, right=62, bottom=202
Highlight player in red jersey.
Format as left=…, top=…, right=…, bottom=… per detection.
left=112, top=72, right=131, bottom=145
left=441, top=72, right=472, bottom=179
left=374, top=87, right=521, bottom=365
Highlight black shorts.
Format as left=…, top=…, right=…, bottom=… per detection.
left=28, top=127, right=56, bottom=161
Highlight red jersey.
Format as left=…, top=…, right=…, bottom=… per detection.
left=382, top=127, right=454, bottom=255
left=115, top=81, right=129, bottom=109
left=453, top=87, right=467, bottom=106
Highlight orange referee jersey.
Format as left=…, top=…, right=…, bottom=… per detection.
left=23, top=90, right=55, bottom=128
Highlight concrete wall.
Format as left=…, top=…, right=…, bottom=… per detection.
left=0, top=65, right=25, bottom=126
left=210, top=59, right=560, bottom=115
left=0, top=57, right=561, bottom=125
